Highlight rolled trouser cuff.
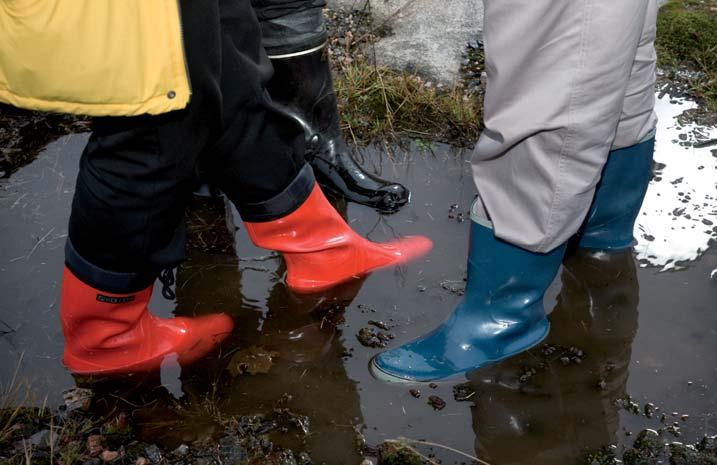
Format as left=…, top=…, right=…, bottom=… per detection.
left=234, top=162, right=316, bottom=222
left=65, top=240, right=155, bottom=294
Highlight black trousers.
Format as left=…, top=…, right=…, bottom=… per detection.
left=67, top=0, right=315, bottom=293
left=251, top=0, right=327, bottom=55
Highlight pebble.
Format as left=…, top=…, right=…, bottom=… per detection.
left=644, top=402, right=656, bottom=418
left=368, top=320, right=390, bottom=330
left=135, top=458, right=149, bottom=465
left=144, top=445, right=162, bottom=464
left=101, top=451, right=119, bottom=462
left=87, top=435, right=103, bottom=457
left=428, top=395, right=446, bottom=410
left=409, top=389, right=421, bottom=398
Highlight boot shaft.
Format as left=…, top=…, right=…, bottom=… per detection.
left=464, top=220, right=566, bottom=312
left=267, top=46, right=341, bottom=140
left=577, top=138, right=655, bottom=249
left=60, top=267, right=154, bottom=352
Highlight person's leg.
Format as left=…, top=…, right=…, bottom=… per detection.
left=61, top=0, right=233, bottom=375
left=201, top=0, right=430, bottom=294
left=577, top=0, right=659, bottom=249
left=250, top=0, right=410, bottom=212
left=372, top=0, right=653, bottom=382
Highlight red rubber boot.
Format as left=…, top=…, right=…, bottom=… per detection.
left=244, top=184, right=432, bottom=293
left=60, top=267, right=234, bottom=375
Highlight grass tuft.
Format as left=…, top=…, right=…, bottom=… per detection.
left=334, top=59, right=482, bottom=147
left=656, top=0, right=717, bottom=110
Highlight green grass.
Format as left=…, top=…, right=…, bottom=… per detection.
left=656, top=0, right=717, bottom=110
left=334, top=59, right=482, bottom=146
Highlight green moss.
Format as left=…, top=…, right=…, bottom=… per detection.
left=377, top=441, right=423, bottom=465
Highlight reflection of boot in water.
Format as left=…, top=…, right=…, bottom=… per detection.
left=170, top=195, right=367, bottom=464
left=468, top=250, right=639, bottom=465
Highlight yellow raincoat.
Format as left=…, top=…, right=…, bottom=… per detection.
left=0, top=0, right=191, bottom=116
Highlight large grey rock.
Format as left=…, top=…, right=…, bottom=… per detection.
left=328, top=0, right=484, bottom=84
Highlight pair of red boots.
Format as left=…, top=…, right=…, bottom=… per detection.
left=61, top=185, right=431, bottom=375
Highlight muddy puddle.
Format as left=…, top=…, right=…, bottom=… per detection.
left=1, top=93, right=716, bottom=465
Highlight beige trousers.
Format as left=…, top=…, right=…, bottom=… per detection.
left=472, top=0, right=658, bottom=253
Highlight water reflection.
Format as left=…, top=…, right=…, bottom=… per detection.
left=177, top=195, right=365, bottom=463
left=469, top=250, right=639, bottom=465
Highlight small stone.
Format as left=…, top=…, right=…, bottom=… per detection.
left=63, top=387, right=93, bottom=413
left=87, top=435, right=103, bottom=457
left=681, top=414, right=689, bottom=421
left=144, top=445, right=162, bottom=464
left=29, top=429, right=58, bottom=449
left=173, top=444, right=189, bottom=456
left=134, top=458, right=149, bottom=465
left=428, top=383, right=438, bottom=389
left=360, top=459, right=375, bottom=465
left=368, top=320, right=390, bottom=330
left=427, top=395, right=446, bottom=410
left=101, top=451, right=119, bottom=462
left=644, top=403, right=656, bottom=418
left=409, top=388, right=421, bottom=398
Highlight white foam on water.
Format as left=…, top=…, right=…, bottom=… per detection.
left=634, top=94, right=717, bottom=271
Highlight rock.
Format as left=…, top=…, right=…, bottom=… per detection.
left=134, top=458, right=149, bottom=465
left=409, top=388, right=421, bottom=399
left=28, top=429, right=59, bottom=450
left=368, top=320, right=390, bottom=330
left=101, top=450, right=119, bottom=462
left=172, top=444, right=189, bottom=456
left=218, top=435, right=249, bottom=465
left=144, top=445, right=162, bottom=464
left=329, top=0, right=484, bottom=84
left=63, top=387, right=93, bottom=413
left=360, top=459, right=375, bottom=465
left=356, top=327, right=392, bottom=348
left=87, top=435, right=103, bottom=457
left=427, top=395, right=446, bottom=411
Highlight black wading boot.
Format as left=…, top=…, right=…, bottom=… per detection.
left=267, top=45, right=410, bottom=213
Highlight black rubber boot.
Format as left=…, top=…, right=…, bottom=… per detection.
left=267, top=45, right=410, bottom=213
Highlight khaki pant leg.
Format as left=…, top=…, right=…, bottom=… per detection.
left=613, top=0, right=659, bottom=149
left=471, top=0, right=651, bottom=253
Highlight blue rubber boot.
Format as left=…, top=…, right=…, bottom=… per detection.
left=577, top=138, right=654, bottom=250
left=370, top=217, right=566, bottom=383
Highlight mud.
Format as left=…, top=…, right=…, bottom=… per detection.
left=0, top=104, right=89, bottom=178
left=1, top=92, right=716, bottom=465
